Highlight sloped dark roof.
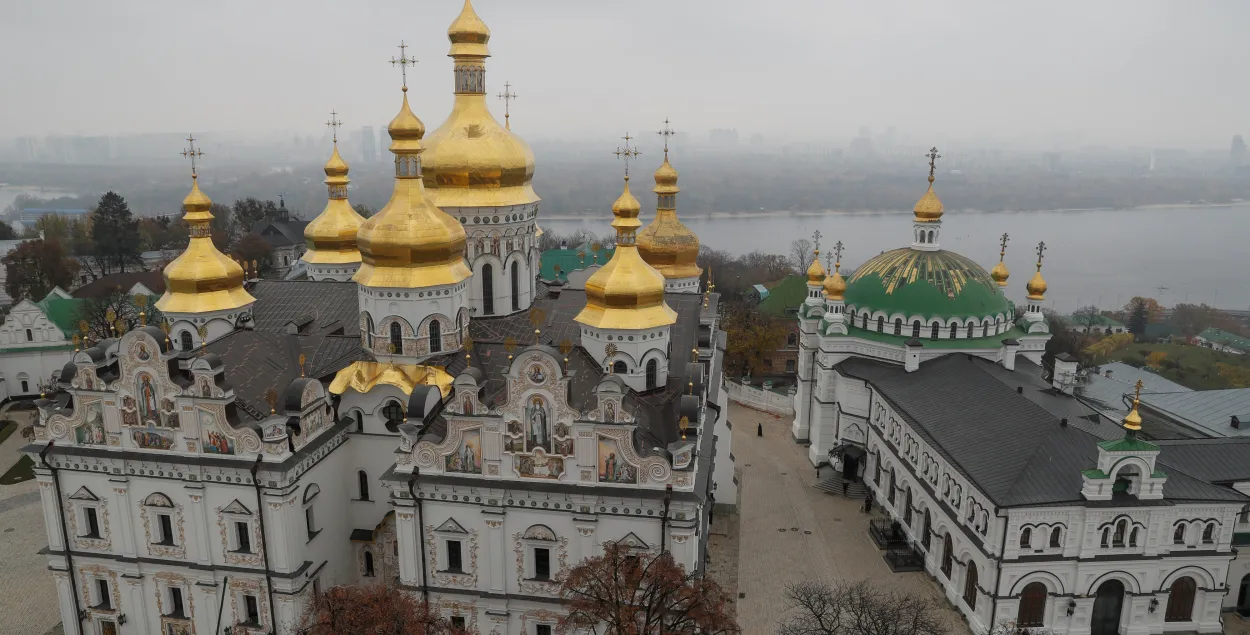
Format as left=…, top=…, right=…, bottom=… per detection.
left=837, top=355, right=1247, bottom=507
left=72, top=271, right=167, bottom=299
left=250, top=219, right=309, bottom=248
left=1153, top=438, right=1250, bottom=484
left=205, top=331, right=364, bottom=420
left=248, top=280, right=360, bottom=336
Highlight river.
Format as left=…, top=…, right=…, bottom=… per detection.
left=538, top=204, right=1250, bottom=314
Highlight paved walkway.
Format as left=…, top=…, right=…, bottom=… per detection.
left=0, top=405, right=60, bottom=635
left=717, top=403, right=964, bottom=635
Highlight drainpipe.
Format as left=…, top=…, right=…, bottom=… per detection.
left=41, top=441, right=83, bottom=635
left=213, top=574, right=229, bottom=634
left=988, top=508, right=1008, bottom=631
left=661, top=484, right=673, bottom=554
left=407, top=470, right=429, bottom=604
left=250, top=456, right=277, bottom=634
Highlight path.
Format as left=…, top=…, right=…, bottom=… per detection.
left=0, top=404, right=60, bottom=635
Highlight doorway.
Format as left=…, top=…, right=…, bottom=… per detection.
left=1091, top=580, right=1125, bottom=635
left=1238, top=574, right=1250, bottom=616
left=842, top=454, right=860, bottom=482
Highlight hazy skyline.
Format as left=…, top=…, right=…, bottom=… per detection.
left=6, top=0, right=1249, bottom=150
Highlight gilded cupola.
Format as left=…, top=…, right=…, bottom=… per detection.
left=575, top=174, right=677, bottom=331
left=990, top=232, right=1010, bottom=287
left=824, top=255, right=847, bottom=301
left=156, top=172, right=255, bottom=314
left=421, top=0, right=539, bottom=209
left=806, top=250, right=826, bottom=284
left=1026, top=240, right=1048, bottom=301
left=303, top=115, right=366, bottom=266
left=913, top=146, right=944, bottom=223
left=637, top=130, right=702, bottom=281
left=352, top=88, right=471, bottom=288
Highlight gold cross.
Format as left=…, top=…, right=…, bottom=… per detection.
left=999, top=233, right=1010, bottom=259
left=926, top=146, right=942, bottom=181
left=811, top=229, right=822, bottom=255
left=613, top=133, right=641, bottom=178
left=181, top=134, right=205, bottom=177
left=497, top=81, right=517, bottom=129
left=390, top=40, right=416, bottom=90
left=657, top=118, right=675, bottom=160
left=833, top=240, right=844, bottom=270
left=326, top=110, right=342, bottom=144
left=1133, top=379, right=1144, bottom=402
left=1035, top=241, right=1047, bottom=271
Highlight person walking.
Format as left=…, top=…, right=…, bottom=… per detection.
left=863, top=492, right=874, bottom=513
left=757, top=422, right=763, bottom=437
left=841, top=480, right=849, bottom=497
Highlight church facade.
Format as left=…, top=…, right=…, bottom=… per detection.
left=23, top=3, right=732, bottom=634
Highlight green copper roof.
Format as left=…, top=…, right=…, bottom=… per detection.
left=843, top=248, right=1010, bottom=321
left=539, top=242, right=615, bottom=281
left=758, top=274, right=809, bottom=317
left=35, top=297, right=85, bottom=335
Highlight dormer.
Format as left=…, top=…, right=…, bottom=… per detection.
left=1082, top=382, right=1166, bottom=501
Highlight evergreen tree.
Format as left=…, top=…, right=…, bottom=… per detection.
left=1128, top=299, right=1149, bottom=336
left=91, top=192, right=142, bottom=274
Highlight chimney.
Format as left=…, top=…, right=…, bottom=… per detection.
left=1052, top=353, right=1080, bottom=395
left=1105, top=369, right=1113, bottom=378
left=1060, top=417, right=1068, bottom=427
left=1232, top=416, right=1241, bottom=430
left=1017, top=386, right=1024, bottom=394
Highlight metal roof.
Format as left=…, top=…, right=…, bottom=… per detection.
left=1139, top=389, right=1250, bottom=438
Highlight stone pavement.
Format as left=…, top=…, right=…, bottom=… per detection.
left=0, top=405, right=60, bottom=635
left=716, top=402, right=965, bottom=635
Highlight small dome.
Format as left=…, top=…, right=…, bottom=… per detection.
left=157, top=177, right=255, bottom=314
left=323, top=144, right=349, bottom=178
left=447, top=0, right=491, bottom=57
left=637, top=211, right=700, bottom=280
left=843, top=248, right=1010, bottom=323
left=387, top=90, right=426, bottom=147
left=990, top=260, right=1010, bottom=287
left=806, top=251, right=825, bottom=284
left=653, top=158, right=679, bottom=192
left=913, top=176, right=944, bottom=222
left=304, top=144, right=365, bottom=265
left=1026, top=270, right=1047, bottom=300
left=823, top=270, right=847, bottom=300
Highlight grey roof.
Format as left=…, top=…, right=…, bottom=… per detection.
left=250, top=219, right=309, bottom=248
left=1075, top=363, right=1200, bottom=440
left=248, top=280, right=360, bottom=336
left=836, top=355, right=1248, bottom=507
left=204, top=330, right=363, bottom=420
left=1153, top=438, right=1250, bottom=484
left=1140, top=389, right=1250, bottom=438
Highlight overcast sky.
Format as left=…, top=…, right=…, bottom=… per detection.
left=5, top=0, right=1247, bottom=149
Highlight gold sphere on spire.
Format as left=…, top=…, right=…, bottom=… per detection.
left=157, top=176, right=255, bottom=314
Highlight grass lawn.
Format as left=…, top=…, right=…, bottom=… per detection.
left=0, top=455, right=34, bottom=485
left=1107, top=343, right=1250, bottom=390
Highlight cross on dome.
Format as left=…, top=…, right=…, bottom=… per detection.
left=326, top=110, right=342, bottom=143
left=390, top=40, right=417, bottom=90
left=658, top=118, right=676, bottom=160
left=181, top=134, right=205, bottom=177
left=1035, top=241, right=1047, bottom=270
left=926, top=146, right=941, bottom=183
left=497, top=81, right=517, bottom=129
left=614, top=133, right=641, bottom=179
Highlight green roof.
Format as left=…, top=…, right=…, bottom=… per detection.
left=843, top=248, right=1010, bottom=321
left=1097, top=436, right=1160, bottom=453
left=1068, top=313, right=1124, bottom=327
left=757, top=275, right=810, bottom=317
left=0, top=343, right=74, bottom=354
left=1197, top=328, right=1250, bottom=352
left=539, top=242, right=615, bottom=281
left=35, top=297, right=85, bottom=335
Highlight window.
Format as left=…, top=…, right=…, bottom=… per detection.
left=305, top=507, right=316, bottom=539
left=1203, top=523, right=1216, bottom=543
left=25, top=328, right=33, bottom=342
left=234, top=521, right=251, bottom=553
left=383, top=400, right=405, bottom=425
left=446, top=540, right=463, bottom=572
left=429, top=319, right=441, bottom=353
left=646, top=359, right=658, bottom=390
left=389, top=321, right=402, bottom=354
left=1101, top=528, right=1110, bottom=548
left=83, top=507, right=101, bottom=538
left=912, top=321, right=921, bottom=338
left=1019, top=528, right=1032, bottom=549
left=873, top=457, right=881, bottom=485
left=940, top=534, right=953, bottom=578
left=364, top=551, right=375, bottom=577
left=180, top=330, right=193, bottom=351
left=365, top=314, right=375, bottom=348
left=21, top=380, right=29, bottom=393
left=921, top=510, right=932, bottom=550
left=534, top=547, right=551, bottom=580
left=243, top=594, right=260, bottom=625
left=157, top=513, right=175, bottom=545
left=511, top=261, right=521, bottom=312
left=95, top=579, right=111, bottom=609
left=949, top=324, right=957, bottom=339
left=1049, top=526, right=1061, bottom=548
left=168, top=586, right=186, bottom=617
left=877, top=316, right=884, bottom=332
left=1017, top=582, right=1047, bottom=628
left=787, top=333, right=797, bottom=347
left=887, top=469, right=896, bottom=505
left=785, top=359, right=796, bottom=373
left=1165, top=576, right=1196, bottom=622
left=930, top=324, right=939, bottom=340
left=452, top=616, right=467, bottom=630
left=1112, top=520, right=1127, bottom=546
left=354, top=411, right=364, bottom=432
left=894, top=318, right=902, bottom=335
left=1129, top=527, right=1139, bottom=547
left=860, top=313, right=868, bottom=329
left=613, top=361, right=627, bottom=375
left=358, top=470, right=370, bottom=501
left=1174, top=524, right=1186, bottom=545
left=903, top=488, right=913, bottom=526
left=304, top=483, right=320, bottom=541
left=967, top=323, right=974, bottom=338
left=963, top=562, right=978, bottom=610
left=537, top=625, right=552, bottom=635
left=482, top=264, right=495, bottom=315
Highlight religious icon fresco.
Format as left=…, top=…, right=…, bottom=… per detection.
left=121, top=396, right=138, bottom=427
left=525, top=395, right=550, bottom=452
left=604, top=400, right=616, bottom=423
left=199, top=409, right=234, bottom=455
left=446, top=428, right=482, bottom=474
left=597, top=437, right=637, bottom=484
left=137, top=373, right=159, bottom=424
left=76, top=401, right=107, bottom=446
left=136, top=343, right=151, bottom=362
left=528, top=364, right=546, bottom=384
left=132, top=426, right=176, bottom=451
left=517, top=449, right=564, bottom=479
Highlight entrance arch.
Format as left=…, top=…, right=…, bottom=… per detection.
left=1238, top=573, right=1250, bottom=616
left=1091, top=579, right=1125, bottom=635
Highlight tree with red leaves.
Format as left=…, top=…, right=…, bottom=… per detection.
left=293, top=584, right=470, bottom=635
left=557, top=542, right=740, bottom=635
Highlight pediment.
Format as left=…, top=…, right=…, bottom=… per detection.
left=69, top=486, right=99, bottom=502
left=221, top=499, right=252, bottom=515
left=435, top=518, right=468, bottom=534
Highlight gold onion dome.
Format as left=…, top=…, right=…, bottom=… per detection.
left=353, top=91, right=471, bottom=288
left=990, top=260, right=1010, bottom=287
left=303, top=144, right=366, bottom=264
left=156, top=177, right=255, bottom=313
left=637, top=156, right=701, bottom=279
left=575, top=177, right=677, bottom=330
left=913, top=174, right=944, bottom=222
left=806, top=250, right=826, bottom=284
left=824, top=265, right=847, bottom=301
left=422, top=0, right=539, bottom=209
left=1026, top=269, right=1048, bottom=300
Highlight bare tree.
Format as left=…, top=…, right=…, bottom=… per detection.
left=980, top=619, right=1057, bottom=635
left=293, top=584, right=467, bottom=635
left=1070, top=305, right=1102, bottom=333
left=790, top=238, right=814, bottom=272
left=777, top=580, right=945, bottom=635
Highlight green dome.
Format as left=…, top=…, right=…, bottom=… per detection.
left=843, top=248, right=1010, bottom=322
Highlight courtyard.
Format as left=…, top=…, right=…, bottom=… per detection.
left=0, top=405, right=60, bottom=635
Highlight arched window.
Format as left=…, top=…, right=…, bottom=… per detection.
left=429, top=320, right=441, bottom=353
left=877, top=316, right=884, bottom=332
left=912, top=321, right=921, bottom=338
left=389, top=321, right=402, bottom=354
left=353, top=411, right=364, bottom=433
left=930, top=323, right=939, bottom=340
left=982, top=320, right=990, bottom=337
left=1165, top=576, right=1196, bottom=622
left=928, top=230, right=935, bottom=243
left=25, top=329, right=33, bottom=342
left=964, top=562, right=978, bottom=610
left=1173, top=524, right=1186, bottom=544
left=1113, top=519, right=1127, bottom=546
left=1203, top=523, right=1216, bottom=543
left=917, top=231, right=925, bottom=244
left=894, top=318, right=902, bottom=335
left=861, top=313, right=868, bottom=329
left=996, top=317, right=1003, bottom=333
left=1050, top=526, right=1062, bottom=548
left=949, top=324, right=957, bottom=339
left=967, top=323, right=974, bottom=338
left=482, top=263, right=495, bottom=315
left=365, top=314, right=375, bottom=349
left=873, top=457, right=881, bottom=485
left=382, top=400, right=405, bottom=426
left=887, top=469, right=896, bottom=505
left=903, top=488, right=913, bottom=526
left=941, top=534, right=953, bottom=578
left=357, top=470, right=370, bottom=501
left=1020, top=528, right=1032, bottom=549
left=511, top=261, right=520, bottom=312
left=364, top=551, right=375, bottom=577
left=1129, top=527, right=1139, bottom=547
left=787, top=333, right=797, bottom=347
left=1101, top=528, right=1110, bottom=547
left=613, top=361, right=627, bottom=375
left=646, top=359, right=658, bottom=390
left=922, top=509, right=932, bottom=550
left=180, top=330, right=193, bottom=351
left=1017, top=582, right=1048, bottom=627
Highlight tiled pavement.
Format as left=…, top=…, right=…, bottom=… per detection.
left=0, top=406, right=60, bottom=635
left=713, top=403, right=965, bottom=635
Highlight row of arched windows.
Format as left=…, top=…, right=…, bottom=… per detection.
left=1019, top=526, right=1063, bottom=550
left=853, top=312, right=1007, bottom=340
left=1011, top=576, right=1200, bottom=628
left=480, top=262, right=524, bottom=315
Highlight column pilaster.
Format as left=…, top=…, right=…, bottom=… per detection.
left=185, top=484, right=211, bottom=565
left=483, top=508, right=506, bottom=593
left=110, top=478, right=137, bottom=558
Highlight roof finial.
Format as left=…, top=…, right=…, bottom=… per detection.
left=1123, top=379, right=1144, bottom=433
left=390, top=40, right=417, bottom=91
left=614, top=133, right=641, bottom=180
left=326, top=110, right=342, bottom=144
left=658, top=118, right=675, bottom=161
left=926, top=146, right=941, bottom=184
left=833, top=240, right=844, bottom=273
left=999, top=233, right=1010, bottom=262
left=497, top=81, right=517, bottom=130
left=1035, top=240, right=1047, bottom=272
left=811, top=229, right=822, bottom=256
left=181, top=134, right=205, bottom=178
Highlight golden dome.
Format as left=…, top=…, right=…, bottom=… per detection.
left=1122, top=400, right=1142, bottom=431
left=422, top=0, right=538, bottom=209
left=575, top=177, right=677, bottom=331
left=913, top=174, right=944, bottom=222
left=156, top=176, right=255, bottom=314
left=990, top=261, right=1010, bottom=287
left=353, top=90, right=471, bottom=288
left=304, top=143, right=366, bottom=265
left=1026, top=270, right=1047, bottom=300
left=637, top=155, right=701, bottom=279
left=806, top=251, right=825, bottom=284
left=823, top=265, right=847, bottom=301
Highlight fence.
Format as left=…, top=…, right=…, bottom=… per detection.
left=725, top=380, right=795, bottom=417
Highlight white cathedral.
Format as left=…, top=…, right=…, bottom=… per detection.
left=23, top=3, right=732, bottom=634
left=792, top=160, right=1250, bottom=635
